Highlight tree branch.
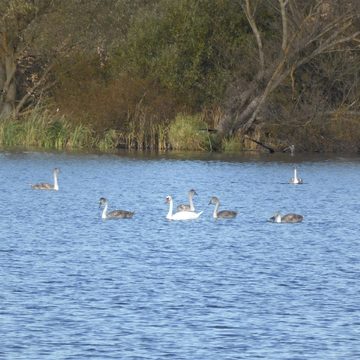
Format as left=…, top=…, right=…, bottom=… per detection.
left=15, top=62, right=55, bottom=117
left=244, top=0, right=265, bottom=74
left=279, top=0, right=289, bottom=52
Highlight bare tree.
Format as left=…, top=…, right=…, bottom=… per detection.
left=217, top=0, right=360, bottom=136
left=0, top=0, right=55, bottom=118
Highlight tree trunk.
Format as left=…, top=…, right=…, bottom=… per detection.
left=217, top=0, right=360, bottom=138
left=0, top=36, right=17, bottom=118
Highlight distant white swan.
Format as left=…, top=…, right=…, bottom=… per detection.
left=177, top=189, right=197, bottom=212
left=99, top=197, right=134, bottom=219
left=208, top=196, right=237, bottom=219
left=289, top=167, right=303, bottom=184
left=269, top=212, right=303, bottom=223
left=31, top=168, right=60, bottom=191
left=166, top=195, right=203, bottom=220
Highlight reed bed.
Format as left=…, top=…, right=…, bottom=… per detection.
left=0, top=109, right=171, bottom=152
left=0, top=110, right=97, bottom=150
left=0, top=109, right=226, bottom=152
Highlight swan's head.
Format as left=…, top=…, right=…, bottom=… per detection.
left=165, top=195, right=172, bottom=204
left=189, top=189, right=197, bottom=196
left=208, top=196, right=220, bottom=205
left=99, top=197, right=108, bottom=208
left=53, top=168, right=60, bottom=175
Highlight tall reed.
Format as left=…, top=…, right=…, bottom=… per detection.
left=168, top=113, right=210, bottom=151
left=0, top=109, right=97, bottom=150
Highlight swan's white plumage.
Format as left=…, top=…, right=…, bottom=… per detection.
left=289, top=167, right=303, bottom=184
left=166, top=195, right=202, bottom=220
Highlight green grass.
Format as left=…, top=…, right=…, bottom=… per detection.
left=168, top=113, right=210, bottom=151
left=0, top=108, right=224, bottom=152
left=0, top=109, right=97, bottom=150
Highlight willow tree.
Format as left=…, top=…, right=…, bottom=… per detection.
left=217, top=0, right=360, bottom=136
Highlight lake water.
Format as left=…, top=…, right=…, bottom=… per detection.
left=0, top=149, right=359, bottom=359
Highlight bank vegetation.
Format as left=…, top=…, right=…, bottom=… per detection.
left=1, top=0, right=360, bottom=153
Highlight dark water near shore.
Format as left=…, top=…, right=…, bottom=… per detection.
left=0, top=150, right=360, bottom=359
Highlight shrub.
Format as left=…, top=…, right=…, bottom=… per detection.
left=168, top=114, right=210, bottom=151
left=222, top=136, right=244, bottom=152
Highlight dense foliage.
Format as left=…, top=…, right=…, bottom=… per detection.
left=1, top=0, right=360, bottom=152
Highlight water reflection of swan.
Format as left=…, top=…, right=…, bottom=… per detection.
left=289, top=167, right=303, bottom=184
left=99, top=197, right=134, bottom=219
left=166, top=195, right=203, bottom=220
left=209, top=196, right=237, bottom=219
left=269, top=212, right=303, bottom=223
left=31, top=168, right=60, bottom=191
left=177, top=189, right=197, bottom=212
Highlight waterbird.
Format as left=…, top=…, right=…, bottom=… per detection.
left=166, top=195, right=203, bottom=220
left=99, top=197, right=134, bottom=219
left=289, top=167, right=303, bottom=184
left=31, top=168, right=60, bottom=191
left=208, top=196, right=237, bottom=219
left=177, top=189, right=197, bottom=212
left=269, top=212, right=303, bottom=223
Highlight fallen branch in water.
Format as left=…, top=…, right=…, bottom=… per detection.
left=244, top=135, right=275, bottom=153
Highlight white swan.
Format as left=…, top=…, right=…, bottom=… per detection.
left=31, top=168, right=60, bottom=191
left=166, top=195, right=203, bottom=220
left=208, top=196, right=237, bottom=219
left=269, top=212, right=303, bottom=223
left=99, top=197, right=134, bottom=219
left=177, top=189, right=197, bottom=212
left=289, top=167, right=303, bottom=184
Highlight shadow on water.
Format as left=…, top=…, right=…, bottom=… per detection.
left=3, top=145, right=360, bottom=164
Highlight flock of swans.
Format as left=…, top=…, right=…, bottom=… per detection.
left=31, top=166, right=304, bottom=223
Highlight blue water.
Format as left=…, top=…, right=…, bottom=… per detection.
left=0, top=150, right=360, bottom=359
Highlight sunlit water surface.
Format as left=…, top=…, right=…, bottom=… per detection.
left=0, top=150, right=359, bottom=359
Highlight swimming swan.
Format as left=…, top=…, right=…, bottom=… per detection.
left=31, top=168, right=60, bottom=191
left=166, top=195, right=203, bottom=220
left=269, top=212, right=303, bottom=223
left=177, top=189, right=197, bottom=212
left=289, top=167, right=303, bottom=184
left=99, top=197, right=134, bottom=219
left=208, top=196, right=237, bottom=219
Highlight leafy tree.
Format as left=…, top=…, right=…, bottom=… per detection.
left=0, top=0, right=154, bottom=119
left=116, top=0, right=248, bottom=108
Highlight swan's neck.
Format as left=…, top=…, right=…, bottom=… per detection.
left=53, top=172, right=59, bottom=191
left=189, top=194, right=195, bottom=211
left=294, top=168, right=298, bottom=180
left=167, top=198, right=174, bottom=219
left=213, top=202, right=220, bottom=218
left=275, top=214, right=282, bottom=223
left=102, top=203, right=108, bottom=219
